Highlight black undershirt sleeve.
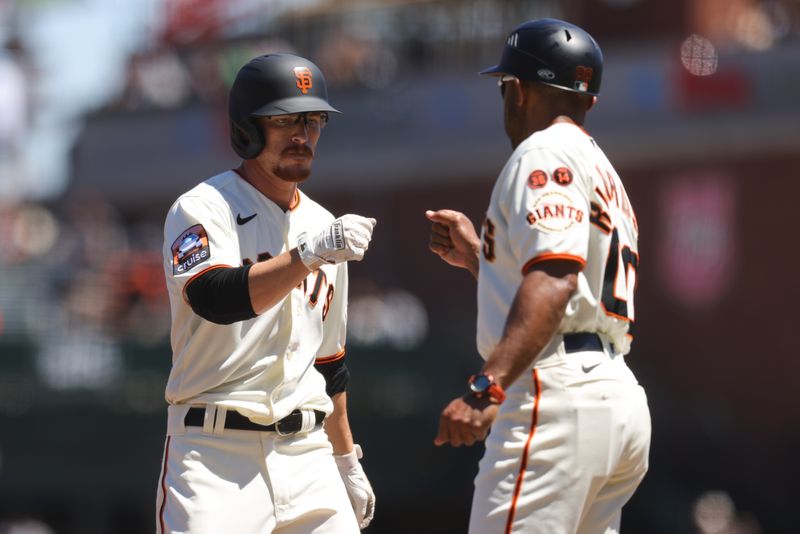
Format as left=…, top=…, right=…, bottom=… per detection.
left=184, top=265, right=257, bottom=324
left=315, top=358, right=350, bottom=397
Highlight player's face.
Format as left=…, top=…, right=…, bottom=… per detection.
left=256, top=112, right=327, bottom=183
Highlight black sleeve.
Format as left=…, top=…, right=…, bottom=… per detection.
left=184, top=265, right=257, bottom=325
left=314, top=358, right=350, bottom=397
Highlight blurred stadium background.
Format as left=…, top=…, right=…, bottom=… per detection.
left=1, top=0, right=799, bottom=532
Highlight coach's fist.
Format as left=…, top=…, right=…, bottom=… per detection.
left=298, top=214, right=376, bottom=270
left=425, top=209, right=480, bottom=278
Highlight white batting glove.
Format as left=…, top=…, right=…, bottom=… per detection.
left=297, top=215, right=376, bottom=271
left=334, top=444, right=375, bottom=529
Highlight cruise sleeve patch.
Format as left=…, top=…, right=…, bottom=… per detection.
left=171, top=224, right=211, bottom=275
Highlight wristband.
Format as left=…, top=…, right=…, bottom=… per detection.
left=297, top=232, right=324, bottom=270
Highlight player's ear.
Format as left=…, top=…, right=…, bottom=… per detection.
left=509, top=78, right=527, bottom=108
left=231, top=121, right=252, bottom=146
left=587, top=96, right=597, bottom=111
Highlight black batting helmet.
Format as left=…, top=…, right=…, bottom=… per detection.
left=228, top=53, right=340, bottom=159
left=480, top=18, right=603, bottom=96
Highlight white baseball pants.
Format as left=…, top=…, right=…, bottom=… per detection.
left=469, top=337, right=651, bottom=534
left=155, top=405, right=359, bottom=534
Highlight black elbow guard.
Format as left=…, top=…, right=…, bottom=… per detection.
left=185, top=265, right=257, bottom=324
left=315, top=358, right=350, bottom=397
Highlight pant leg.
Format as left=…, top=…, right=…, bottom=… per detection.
left=469, top=365, right=583, bottom=534
left=576, top=382, right=651, bottom=534
left=155, top=427, right=276, bottom=534
left=270, top=428, right=360, bottom=534
left=469, top=353, right=651, bottom=534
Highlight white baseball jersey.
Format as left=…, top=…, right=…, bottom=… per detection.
left=477, top=122, right=639, bottom=359
left=470, top=122, right=650, bottom=534
left=162, top=169, right=347, bottom=424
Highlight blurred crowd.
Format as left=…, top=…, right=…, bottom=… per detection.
left=0, top=35, right=31, bottom=200
left=0, top=192, right=170, bottom=394
left=104, top=0, right=562, bottom=113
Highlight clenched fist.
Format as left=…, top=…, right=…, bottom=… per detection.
left=298, top=214, right=376, bottom=270
left=426, top=209, right=480, bottom=278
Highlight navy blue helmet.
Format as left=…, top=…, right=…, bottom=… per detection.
left=481, top=19, right=603, bottom=96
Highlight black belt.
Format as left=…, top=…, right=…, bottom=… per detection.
left=185, top=407, right=325, bottom=435
left=563, top=333, right=606, bottom=353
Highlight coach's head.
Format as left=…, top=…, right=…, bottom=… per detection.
left=480, top=19, right=603, bottom=148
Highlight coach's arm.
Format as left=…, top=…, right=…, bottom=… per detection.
left=434, top=260, right=579, bottom=447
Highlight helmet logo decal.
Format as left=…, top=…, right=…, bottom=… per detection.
left=537, top=69, right=556, bottom=80
left=507, top=33, right=518, bottom=48
left=294, top=66, right=313, bottom=94
left=574, top=66, right=593, bottom=92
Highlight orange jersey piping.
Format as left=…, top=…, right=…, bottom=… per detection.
left=157, top=436, right=171, bottom=534
left=315, top=348, right=346, bottom=364
left=521, top=254, right=586, bottom=274
left=505, top=369, right=542, bottom=534
left=289, top=189, right=301, bottom=211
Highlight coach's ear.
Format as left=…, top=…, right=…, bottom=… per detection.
left=587, top=96, right=598, bottom=111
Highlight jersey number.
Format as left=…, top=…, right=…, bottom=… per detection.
left=601, top=227, right=639, bottom=322
left=299, top=269, right=335, bottom=321
left=246, top=252, right=335, bottom=321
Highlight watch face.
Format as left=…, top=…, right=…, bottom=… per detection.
left=470, top=374, right=491, bottom=393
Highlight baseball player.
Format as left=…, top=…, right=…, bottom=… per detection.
left=427, top=19, right=651, bottom=533
left=155, top=53, right=376, bottom=533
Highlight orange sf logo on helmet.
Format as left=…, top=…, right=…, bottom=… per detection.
left=293, top=67, right=313, bottom=94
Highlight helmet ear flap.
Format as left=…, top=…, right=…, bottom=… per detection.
left=230, top=119, right=265, bottom=160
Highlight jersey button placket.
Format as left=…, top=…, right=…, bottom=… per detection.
left=285, top=212, right=303, bottom=363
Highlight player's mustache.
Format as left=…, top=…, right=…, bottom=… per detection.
left=283, top=146, right=313, bottom=157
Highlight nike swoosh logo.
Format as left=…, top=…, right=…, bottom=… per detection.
left=237, top=213, right=257, bottom=225
left=582, top=363, right=601, bottom=373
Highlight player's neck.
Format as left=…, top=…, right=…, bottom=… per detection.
left=515, top=114, right=583, bottom=145
left=552, top=115, right=582, bottom=127
left=235, top=162, right=298, bottom=212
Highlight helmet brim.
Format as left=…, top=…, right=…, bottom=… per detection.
left=252, top=96, right=341, bottom=116
left=478, top=65, right=505, bottom=76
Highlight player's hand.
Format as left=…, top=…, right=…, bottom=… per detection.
left=425, top=209, right=480, bottom=277
left=298, top=214, right=377, bottom=270
left=434, top=394, right=499, bottom=447
left=334, top=444, right=376, bottom=529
